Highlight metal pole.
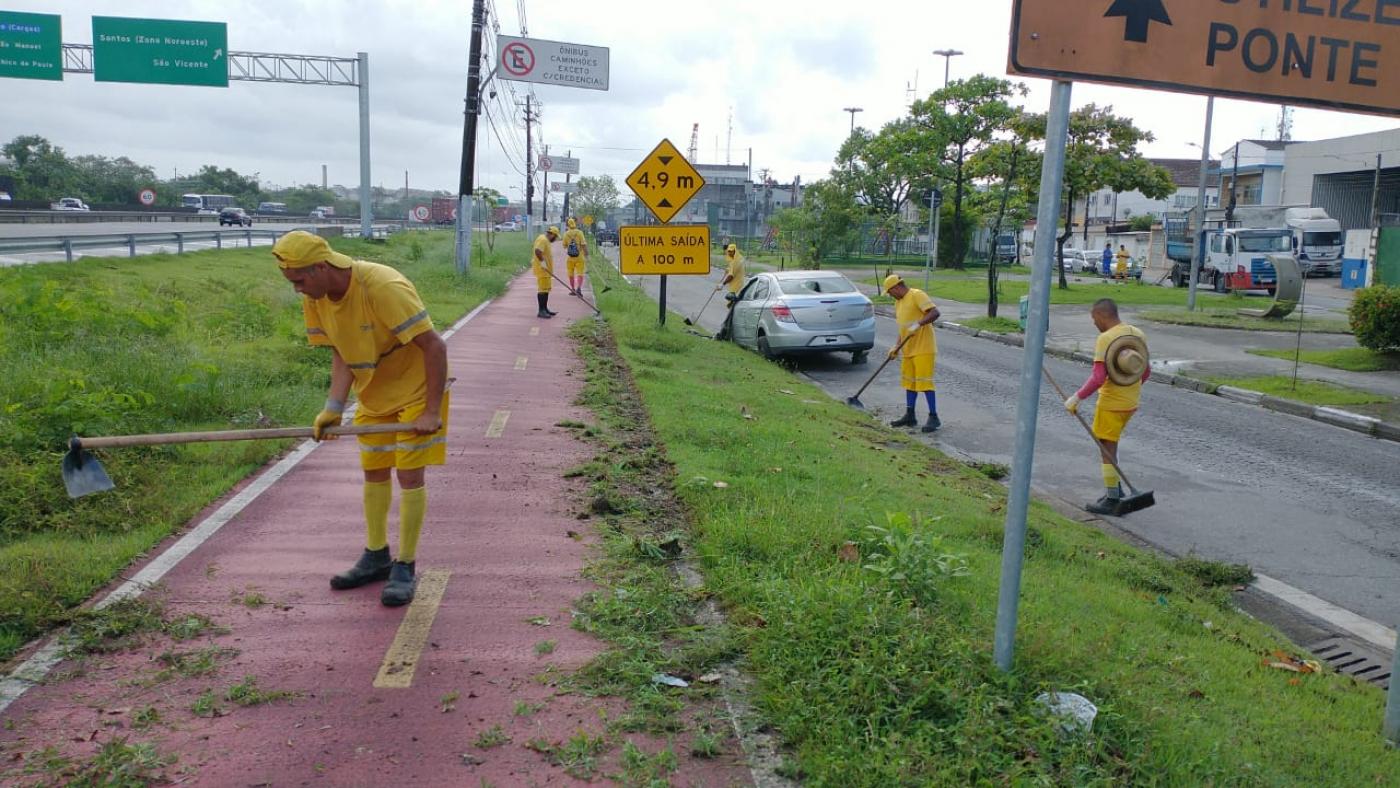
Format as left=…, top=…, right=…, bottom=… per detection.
left=525, top=95, right=534, bottom=241
left=1385, top=633, right=1400, bottom=746
left=924, top=188, right=939, bottom=289
left=456, top=0, right=486, bottom=274
left=659, top=274, right=668, bottom=326
left=1371, top=153, right=1383, bottom=229
left=357, top=52, right=372, bottom=240
left=1187, top=96, right=1215, bottom=312
left=993, top=80, right=1073, bottom=674
left=542, top=144, right=550, bottom=222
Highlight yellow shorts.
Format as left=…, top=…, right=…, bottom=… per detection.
left=355, top=393, right=450, bottom=471
left=900, top=354, right=936, bottom=392
left=1092, top=407, right=1134, bottom=442
left=566, top=257, right=586, bottom=276
left=535, top=271, right=552, bottom=293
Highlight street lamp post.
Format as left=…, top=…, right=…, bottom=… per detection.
left=842, top=107, right=863, bottom=136
left=1186, top=95, right=1215, bottom=312
left=933, top=49, right=964, bottom=88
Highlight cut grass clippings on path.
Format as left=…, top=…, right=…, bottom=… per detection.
left=1200, top=375, right=1395, bottom=407
left=1141, top=308, right=1354, bottom=334
left=1249, top=346, right=1400, bottom=372
left=584, top=258, right=1399, bottom=785
left=0, top=231, right=529, bottom=663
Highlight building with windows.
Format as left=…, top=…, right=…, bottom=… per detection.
left=1217, top=140, right=1293, bottom=207
left=1077, top=158, right=1219, bottom=229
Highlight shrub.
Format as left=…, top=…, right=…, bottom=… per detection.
left=1348, top=285, right=1400, bottom=351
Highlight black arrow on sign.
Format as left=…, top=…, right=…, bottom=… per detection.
left=658, top=199, right=673, bottom=208
left=1104, top=0, right=1171, bottom=44
left=658, top=156, right=674, bottom=165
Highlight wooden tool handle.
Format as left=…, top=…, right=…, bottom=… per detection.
left=1040, top=367, right=1139, bottom=494
left=75, top=421, right=408, bottom=449
left=853, top=332, right=917, bottom=400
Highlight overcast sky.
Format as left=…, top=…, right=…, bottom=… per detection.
left=5, top=0, right=1397, bottom=201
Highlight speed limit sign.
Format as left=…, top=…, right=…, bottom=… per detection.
left=138, top=188, right=157, bottom=206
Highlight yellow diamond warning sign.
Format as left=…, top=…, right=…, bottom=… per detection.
left=619, top=225, right=711, bottom=275
left=625, top=139, right=705, bottom=224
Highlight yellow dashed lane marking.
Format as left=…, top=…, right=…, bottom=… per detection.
left=373, top=569, right=451, bottom=689
left=485, top=409, right=510, bottom=438
left=514, top=355, right=528, bottom=371
left=529, top=327, right=540, bottom=336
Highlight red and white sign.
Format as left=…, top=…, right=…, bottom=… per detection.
left=501, top=40, right=534, bottom=77
left=412, top=205, right=430, bottom=222
left=496, top=35, right=609, bottom=92
left=138, top=188, right=156, bottom=206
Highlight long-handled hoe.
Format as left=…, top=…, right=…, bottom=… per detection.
left=845, top=333, right=915, bottom=410
left=685, top=286, right=722, bottom=327
left=1041, top=366, right=1156, bottom=516
left=548, top=270, right=602, bottom=315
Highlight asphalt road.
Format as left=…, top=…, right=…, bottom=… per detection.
left=0, top=218, right=321, bottom=238
left=618, top=253, right=1400, bottom=629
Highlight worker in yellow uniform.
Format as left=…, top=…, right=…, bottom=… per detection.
left=1114, top=244, right=1132, bottom=279
left=274, top=230, right=449, bottom=607
left=1064, top=298, right=1150, bottom=515
left=714, top=243, right=747, bottom=341
left=883, top=274, right=942, bottom=433
left=533, top=226, right=560, bottom=319
left=561, top=218, right=589, bottom=297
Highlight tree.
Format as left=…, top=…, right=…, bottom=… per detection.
left=1049, top=105, right=1175, bottom=289
left=970, top=113, right=1041, bottom=317
left=2, top=135, right=78, bottom=199
left=911, top=76, right=1027, bottom=268
left=571, top=175, right=620, bottom=229
left=832, top=120, right=938, bottom=219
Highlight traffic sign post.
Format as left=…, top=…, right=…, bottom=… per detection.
left=1010, top=0, right=1400, bottom=116
left=624, top=139, right=708, bottom=325
left=92, top=16, right=229, bottom=87
left=0, top=11, right=62, bottom=81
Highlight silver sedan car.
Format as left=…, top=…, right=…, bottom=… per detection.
left=725, top=271, right=876, bottom=363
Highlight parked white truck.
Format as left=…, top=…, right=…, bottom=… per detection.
left=1165, top=204, right=1343, bottom=288
left=1216, top=205, right=1342, bottom=276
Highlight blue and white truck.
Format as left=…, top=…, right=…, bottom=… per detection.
left=1165, top=205, right=1341, bottom=292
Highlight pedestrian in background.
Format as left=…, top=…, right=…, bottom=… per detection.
left=1101, top=242, right=1113, bottom=277
left=883, top=274, right=942, bottom=433
left=1064, top=298, right=1150, bottom=514
left=274, top=230, right=449, bottom=607
left=561, top=218, right=588, bottom=297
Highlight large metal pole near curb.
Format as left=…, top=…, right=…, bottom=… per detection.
left=455, top=0, right=486, bottom=274
left=993, top=80, right=1072, bottom=673
left=1386, top=633, right=1400, bottom=746
left=357, top=52, right=372, bottom=240
left=1186, top=96, right=1214, bottom=312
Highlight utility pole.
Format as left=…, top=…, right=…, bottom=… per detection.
left=925, top=186, right=942, bottom=289
left=542, top=144, right=550, bottom=222
left=455, top=0, right=486, bottom=273
left=525, top=94, right=534, bottom=240
left=1226, top=141, right=1240, bottom=225
left=933, top=49, right=964, bottom=88
left=1371, top=153, right=1383, bottom=228
left=561, top=148, right=572, bottom=221
left=1187, top=96, right=1214, bottom=312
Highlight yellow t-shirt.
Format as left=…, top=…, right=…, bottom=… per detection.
left=532, top=234, right=554, bottom=278
left=302, top=260, right=435, bottom=418
left=1094, top=322, right=1148, bottom=411
left=561, top=228, right=587, bottom=259
left=725, top=254, right=745, bottom=294
left=894, top=287, right=937, bottom=357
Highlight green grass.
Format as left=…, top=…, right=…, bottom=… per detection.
left=1249, top=346, right=1400, bottom=372
left=580, top=259, right=1399, bottom=785
left=908, top=273, right=1193, bottom=307
left=961, top=316, right=1023, bottom=334
left=1200, top=375, right=1394, bottom=407
left=0, top=230, right=529, bottom=662
left=1141, top=308, right=1354, bottom=334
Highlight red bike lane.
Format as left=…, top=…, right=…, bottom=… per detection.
left=0, top=270, right=746, bottom=786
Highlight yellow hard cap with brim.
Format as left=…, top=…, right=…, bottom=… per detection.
left=548, top=225, right=560, bottom=235
left=726, top=244, right=737, bottom=254
left=882, top=274, right=904, bottom=294
left=567, top=218, right=577, bottom=229
left=272, top=230, right=354, bottom=270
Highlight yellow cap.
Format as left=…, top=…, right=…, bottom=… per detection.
left=726, top=244, right=737, bottom=254
left=272, top=230, right=354, bottom=270
left=882, top=274, right=903, bottom=294
left=547, top=225, right=560, bottom=235
left=567, top=217, right=577, bottom=229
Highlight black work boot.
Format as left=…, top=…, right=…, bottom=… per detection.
left=921, top=413, right=942, bottom=433
left=536, top=292, right=553, bottom=319
left=329, top=547, right=392, bottom=590
left=543, top=294, right=558, bottom=317
left=889, top=407, right=917, bottom=428
left=381, top=561, right=417, bottom=607
left=1086, top=493, right=1119, bottom=516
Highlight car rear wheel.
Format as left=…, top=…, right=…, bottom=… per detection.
left=756, top=331, right=778, bottom=361
left=851, top=350, right=868, bottom=365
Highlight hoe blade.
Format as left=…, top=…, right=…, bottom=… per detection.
left=62, top=442, right=114, bottom=499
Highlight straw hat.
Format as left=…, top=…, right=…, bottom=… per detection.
left=1104, top=334, right=1150, bottom=386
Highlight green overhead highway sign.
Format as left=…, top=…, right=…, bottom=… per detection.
left=0, top=11, right=63, bottom=81
left=92, top=16, right=228, bottom=87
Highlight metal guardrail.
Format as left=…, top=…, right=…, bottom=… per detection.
left=0, top=229, right=287, bottom=262
left=0, top=210, right=377, bottom=225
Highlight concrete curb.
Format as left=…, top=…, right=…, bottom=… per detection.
left=933, top=319, right=1399, bottom=444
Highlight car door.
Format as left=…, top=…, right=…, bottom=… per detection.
left=731, top=278, right=768, bottom=349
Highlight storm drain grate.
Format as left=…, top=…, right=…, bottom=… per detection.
left=1308, top=637, right=1391, bottom=690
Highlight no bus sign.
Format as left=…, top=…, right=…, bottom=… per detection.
left=1009, top=0, right=1400, bottom=116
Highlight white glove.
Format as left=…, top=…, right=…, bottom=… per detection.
left=905, top=321, right=921, bottom=332
left=1064, top=395, right=1080, bottom=414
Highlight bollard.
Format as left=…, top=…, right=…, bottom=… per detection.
left=1386, top=633, right=1400, bottom=747
left=63, top=238, right=73, bottom=263
left=128, top=235, right=136, bottom=257
left=175, top=233, right=184, bottom=254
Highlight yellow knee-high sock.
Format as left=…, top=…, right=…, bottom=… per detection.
left=1101, top=463, right=1120, bottom=493
left=398, top=486, right=427, bottom=563
left=363, top=480, right=392, bottom=551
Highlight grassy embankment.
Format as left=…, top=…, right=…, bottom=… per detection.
left=1250, top=346, right=1400, bottom=372
left=1141, top=308, right=1354, bottom=334
left=572, top=258, right=1398, bottom=784
left=0, top=231, right=529, bottom=662
left=1199, top=375, right=1396, bottom=408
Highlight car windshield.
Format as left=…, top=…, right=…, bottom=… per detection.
left=1238, top=234, right=1291, bottom=253
left=776, top=276, right=857, bottom=296
left=1303, top=231, right=1341, bottom=247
